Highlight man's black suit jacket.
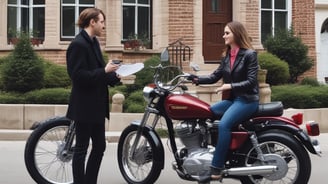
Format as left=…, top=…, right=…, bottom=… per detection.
left=66, top=30, right=120, bottom=123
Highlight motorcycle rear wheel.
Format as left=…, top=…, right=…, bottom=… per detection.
left=239, top=130, right=311, bottom=184
left=24, top=119, right=73, bottom=184
left=117, top=125, right=163, bottom=184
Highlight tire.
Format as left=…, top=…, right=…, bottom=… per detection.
left=117, top=125, right=163, bottom=184
left=239, top=130, right=311, bottom=184
left=24, top=118, right=73, bottom=184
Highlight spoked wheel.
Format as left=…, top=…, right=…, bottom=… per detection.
left=240, top=130, right=311, bottom=184
left=24, top=118, right=74, bottom=184
left=117, top=125, right=163, bottom=184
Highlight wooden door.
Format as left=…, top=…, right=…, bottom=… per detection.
left=203, top=0, right=232, bottom=63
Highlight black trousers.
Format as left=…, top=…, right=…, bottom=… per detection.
left=72, top=120, right=106, bottom=184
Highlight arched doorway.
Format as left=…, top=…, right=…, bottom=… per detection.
left=318, top=18, right=328, bottom=83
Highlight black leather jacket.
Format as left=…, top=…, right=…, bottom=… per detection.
left=198, top=48, right=259, bottom=102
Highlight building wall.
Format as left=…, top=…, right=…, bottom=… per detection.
left=292, top=0, right=317, bottom=79
left=0, top=0, right=319, bottom=80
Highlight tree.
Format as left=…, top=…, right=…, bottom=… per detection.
left=2, top=33, right=44, bottom=92
left=263, top=28, right=313, bottom=83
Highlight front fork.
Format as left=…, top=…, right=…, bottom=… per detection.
left=58, top=120, right=75, bottom=162
left=129, top=107, right=161, bottom=159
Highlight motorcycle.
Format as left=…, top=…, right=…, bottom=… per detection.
left=117, top=61, right=321, bottom=183
left=23, top=53, right=321, bottom=184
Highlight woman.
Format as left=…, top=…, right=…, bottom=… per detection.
left=189, top=21, right=259, bottom=182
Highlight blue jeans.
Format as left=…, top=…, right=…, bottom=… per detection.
left=210, top=97, right=258, bottom=168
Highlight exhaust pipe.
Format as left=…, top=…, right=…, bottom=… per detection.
left=223, top=165, right=277, bottom=176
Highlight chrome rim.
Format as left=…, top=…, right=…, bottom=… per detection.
left=121, top=131, right=153, bottom=182
left=245, top=141, right=300, bottom=183
left=35, top=126, right=73, bottom=184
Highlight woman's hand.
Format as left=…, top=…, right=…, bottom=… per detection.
left=215, top=84, right=232, bottom=93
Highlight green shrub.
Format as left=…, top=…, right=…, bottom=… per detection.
left=44, top=61, right=70, bottom=88
left=258, top=52, right=289, bottom=85
left=124, top=90, right=146, bottom=113
left=300, top=77, right=320, bottom=86
left=263, top=28, right=313, bottom=83
left=0, top=92, right=25, bottom=103
left=134, top=55, right=161, bottom=89
left=24, top=88, right=70, bottom=104
left=1, top=33, right=44, bottom=92
left=109, top=85, right=128, bottom=99
left=271, top=85, right=328, bottom=108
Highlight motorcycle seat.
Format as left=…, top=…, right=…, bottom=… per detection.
left=254, top=101, right=284, bottom=117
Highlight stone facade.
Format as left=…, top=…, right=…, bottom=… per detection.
left=0, top=0, right=318, bottom=78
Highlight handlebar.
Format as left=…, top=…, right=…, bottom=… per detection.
left=151, top=64, right=191, bottom=92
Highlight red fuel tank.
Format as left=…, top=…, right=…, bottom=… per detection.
left=165, top=94, right=213, bottom=120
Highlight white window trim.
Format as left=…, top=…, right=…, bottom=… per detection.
left=61, top=0, right=94, bottom=39
left=8, top=0, right=45, bottom=33
left=260, top=0, right=292, bottom=39
left=122, top=0, right=151, bottom=40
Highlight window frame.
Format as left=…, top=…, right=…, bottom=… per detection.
left=60, top=0, right=95, bottom=40
left=122, top=0, right=152, bottom=42
left=260, top=0, right=292, bottom=43
left=7, top=0, right=45, bottom=39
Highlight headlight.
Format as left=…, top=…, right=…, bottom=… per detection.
left=143, top=86, right=154, bottom=103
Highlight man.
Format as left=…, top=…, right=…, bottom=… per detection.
left=66, top=8, right=120, bottom=184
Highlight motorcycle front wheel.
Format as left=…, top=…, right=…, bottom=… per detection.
left=117, top=125, right=163, bottom=184
left=24, top=118, right=73, bottom=184
left=239, top=130, right=311, bottom=184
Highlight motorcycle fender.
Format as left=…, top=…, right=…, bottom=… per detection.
left=30, top=116, right=71, bottom=130
left=258, top=123, right=317, bottom=154
left=129, top=123, right=165, bottom=168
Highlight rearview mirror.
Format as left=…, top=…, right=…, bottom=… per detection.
left=160, top=48, right=169, bottom=62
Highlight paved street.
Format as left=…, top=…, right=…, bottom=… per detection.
left=0, top=134, right=327, bottom=184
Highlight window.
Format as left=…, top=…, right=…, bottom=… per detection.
left=260, top=0, right=291, bottom=43
left=122, top=0, right=151, bottom=43
left=61, top=0, right=94, bottom=40
left=7, top=0, right=45, bottom=43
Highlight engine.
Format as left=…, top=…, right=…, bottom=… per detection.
left=175, top=121, right=214, bottom=176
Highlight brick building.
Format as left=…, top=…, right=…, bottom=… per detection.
left=0, top=0, right=325, bottom=81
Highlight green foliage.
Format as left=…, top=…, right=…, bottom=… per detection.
left=156, top=128, right=169, bottom=138
left=43, top=61, right=70, bottom=88
left=1, top=33, right=44, bottom=92
left=109, top=85, right=128, bottom=98
left=134, top=55, right=161, bottom=89
left=263, top=28, right=313, bottom=83
left=24, top=88, right=70, bottom=104
left=271, top=85, right=328, bottom=108
left=124, top=90, right=146, bottom=113
left=258, top=52, right=289, bottom=85
left=0, top=92, right=25, bottom=103
left=300, top=77, right=320, bottom=86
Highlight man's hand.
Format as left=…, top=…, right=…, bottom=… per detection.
left=105, top=62, right=120, bottom=73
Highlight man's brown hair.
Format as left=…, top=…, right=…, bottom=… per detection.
left=77, top=8, right=106, bottom=29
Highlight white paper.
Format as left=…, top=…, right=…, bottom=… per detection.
left=116, top=63, right=144, bottom=77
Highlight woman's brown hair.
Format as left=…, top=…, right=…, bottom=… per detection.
left=222, top=21, right=253, bottom=56
left=77, top=8, right=106, bottom=29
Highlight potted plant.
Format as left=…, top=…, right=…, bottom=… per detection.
left=7, top=29, right=43, bottom=46
left=7, top=28, right=19, bottom=45
left=123, top=33, right=150, bottom=50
